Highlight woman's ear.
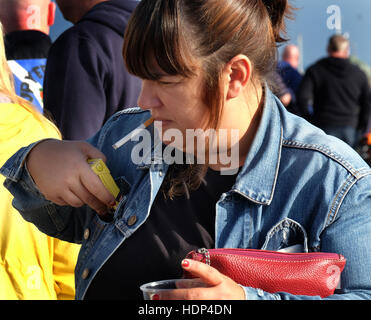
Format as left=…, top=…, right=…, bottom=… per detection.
left=224, top=55, right=252, bottom=100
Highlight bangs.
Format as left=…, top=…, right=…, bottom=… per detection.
left=123, top=0, right=195, bottom=80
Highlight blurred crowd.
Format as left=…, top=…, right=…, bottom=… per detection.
left=275, top=36, right=371, bottom=158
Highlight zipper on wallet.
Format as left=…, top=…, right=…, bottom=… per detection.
left=198, top=248, right=344, bottom=261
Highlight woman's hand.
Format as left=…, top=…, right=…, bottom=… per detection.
left=156, top=259, right=246, bottom=300
left=26, top=139, right=116, bottom=216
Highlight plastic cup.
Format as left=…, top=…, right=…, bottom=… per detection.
left=140, top=278, right=196, bottom=300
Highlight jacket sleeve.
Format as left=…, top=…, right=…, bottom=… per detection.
left=0, top=141, right=91, bottom=244
left=43, top=30, right=108, bottom=140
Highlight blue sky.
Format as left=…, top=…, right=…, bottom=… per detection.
left=49, top=1, right=72, bottom=41
left=50, top=0, right=371, bottom=71
left=282, top=0, right=371, bottom=70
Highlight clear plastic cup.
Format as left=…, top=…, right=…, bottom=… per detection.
left=140, top=278, right=198, bottom=300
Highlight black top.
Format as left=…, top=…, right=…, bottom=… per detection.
left=84, top=167, right=239, bottom=300
left=297, top=57, right=371, bottom=131
left=4, top=30, right=52, bottom=60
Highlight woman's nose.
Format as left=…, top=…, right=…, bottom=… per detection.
left=137, top=80, right=162, bottom=110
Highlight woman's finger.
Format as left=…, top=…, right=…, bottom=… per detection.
left=181, top=259, right=224, bottom=287
left=69, top=179, right=110, bottom=216
left=79, top=164, right=116, bottom=207
left=52, top=196, right=69, bottom=207
left=79, top=141, right=107, bottom=163
left=175, top=278, right=208, bottom=289
left=61, top=189, right=85, bottom=208
left=158, top=287, right=213, bottom=300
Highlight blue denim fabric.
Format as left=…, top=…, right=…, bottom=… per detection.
left=1, top=88, right=371, bottom=300
left=321, top=126, right=357, bottom=148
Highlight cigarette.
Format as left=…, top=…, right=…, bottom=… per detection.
left=112, top=117, right=154, bottom=149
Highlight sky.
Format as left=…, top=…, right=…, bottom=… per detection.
left=50, top=0, right=371, bottom=72
left=49, top=1, right=72, bottom=41
left=281, top=0, right=371, bottom=71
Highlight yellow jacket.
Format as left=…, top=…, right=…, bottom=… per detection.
left=0, top=102, right=80, bottom=300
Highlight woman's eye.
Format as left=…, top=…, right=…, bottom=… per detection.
left=158, top=81, right=174, bottom=85
left=157, top=77, right=183, bottom=86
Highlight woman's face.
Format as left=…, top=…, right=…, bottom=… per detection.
left=137, top=56, right=262, bottom=170
left=137, top=68, right=211, bottom=148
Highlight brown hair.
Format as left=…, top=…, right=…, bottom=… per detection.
left=327, top=34, right=349, bottom=53
left=123, top=0, right=293, bottom=199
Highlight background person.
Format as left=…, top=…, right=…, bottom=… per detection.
left=0, top=0, right=56, bottom=113
left=271, top=70, right=292, bottom=108
left=277, top=44, right=303, bottom=115
left=0, top=22, right=80, bottom=300
left=43, top=0, right=142, bottom=140
left=297, top=34, right=371, bottom=148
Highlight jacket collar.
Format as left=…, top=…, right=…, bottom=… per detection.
left=232, top=87, right=283, bottom=205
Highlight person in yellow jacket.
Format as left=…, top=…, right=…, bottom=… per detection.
left=0, top=22, right=80, bottom=299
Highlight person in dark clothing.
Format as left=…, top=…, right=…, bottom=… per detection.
left=270, top=71, right=292, bottom=107
left=5, top=30, right=52, bottom=60
left=297, top=35, right=371, bottom=148
left=277, top=44, right=303, bottom=115
left=0, top=0, right=56, bottom=113
left=43, top=0, right=142, bottom=140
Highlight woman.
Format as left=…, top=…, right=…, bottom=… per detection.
left=0, top=22, right=80, bottom=299
left=1, top=0, right=371, bottom=300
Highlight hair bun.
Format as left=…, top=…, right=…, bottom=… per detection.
left=261, top=0, right=293, bottom=43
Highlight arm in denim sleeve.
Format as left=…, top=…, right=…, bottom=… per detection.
left=0, top=140, right=90, bottom=244
left=240, top=173, right=371, bottom=300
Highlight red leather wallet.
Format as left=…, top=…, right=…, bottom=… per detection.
left=184, top=248, right=346, bottom=298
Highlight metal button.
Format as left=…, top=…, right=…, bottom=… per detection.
left=159, top=170, right=163, bottom=177
left=81, top=268, right=90, bottom=279
left=83, top=228, right=90, bottom=240
left=127, top=215, right=137, bottom=226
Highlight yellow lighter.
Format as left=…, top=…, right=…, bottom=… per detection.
left=88, top=158, right=120, bottom=209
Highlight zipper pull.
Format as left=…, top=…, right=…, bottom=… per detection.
left=197, top=248, right=211, bottom=265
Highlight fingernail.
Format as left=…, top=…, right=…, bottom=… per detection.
left=152, top=294, right=160, bottom=300
left=181, top=259, right=190, bottom=268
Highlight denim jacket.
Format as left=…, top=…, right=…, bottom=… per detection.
left=1, top=88, right=371, bottom=300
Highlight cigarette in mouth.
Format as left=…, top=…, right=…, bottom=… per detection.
left=112, top=117, right=154, bottom=150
